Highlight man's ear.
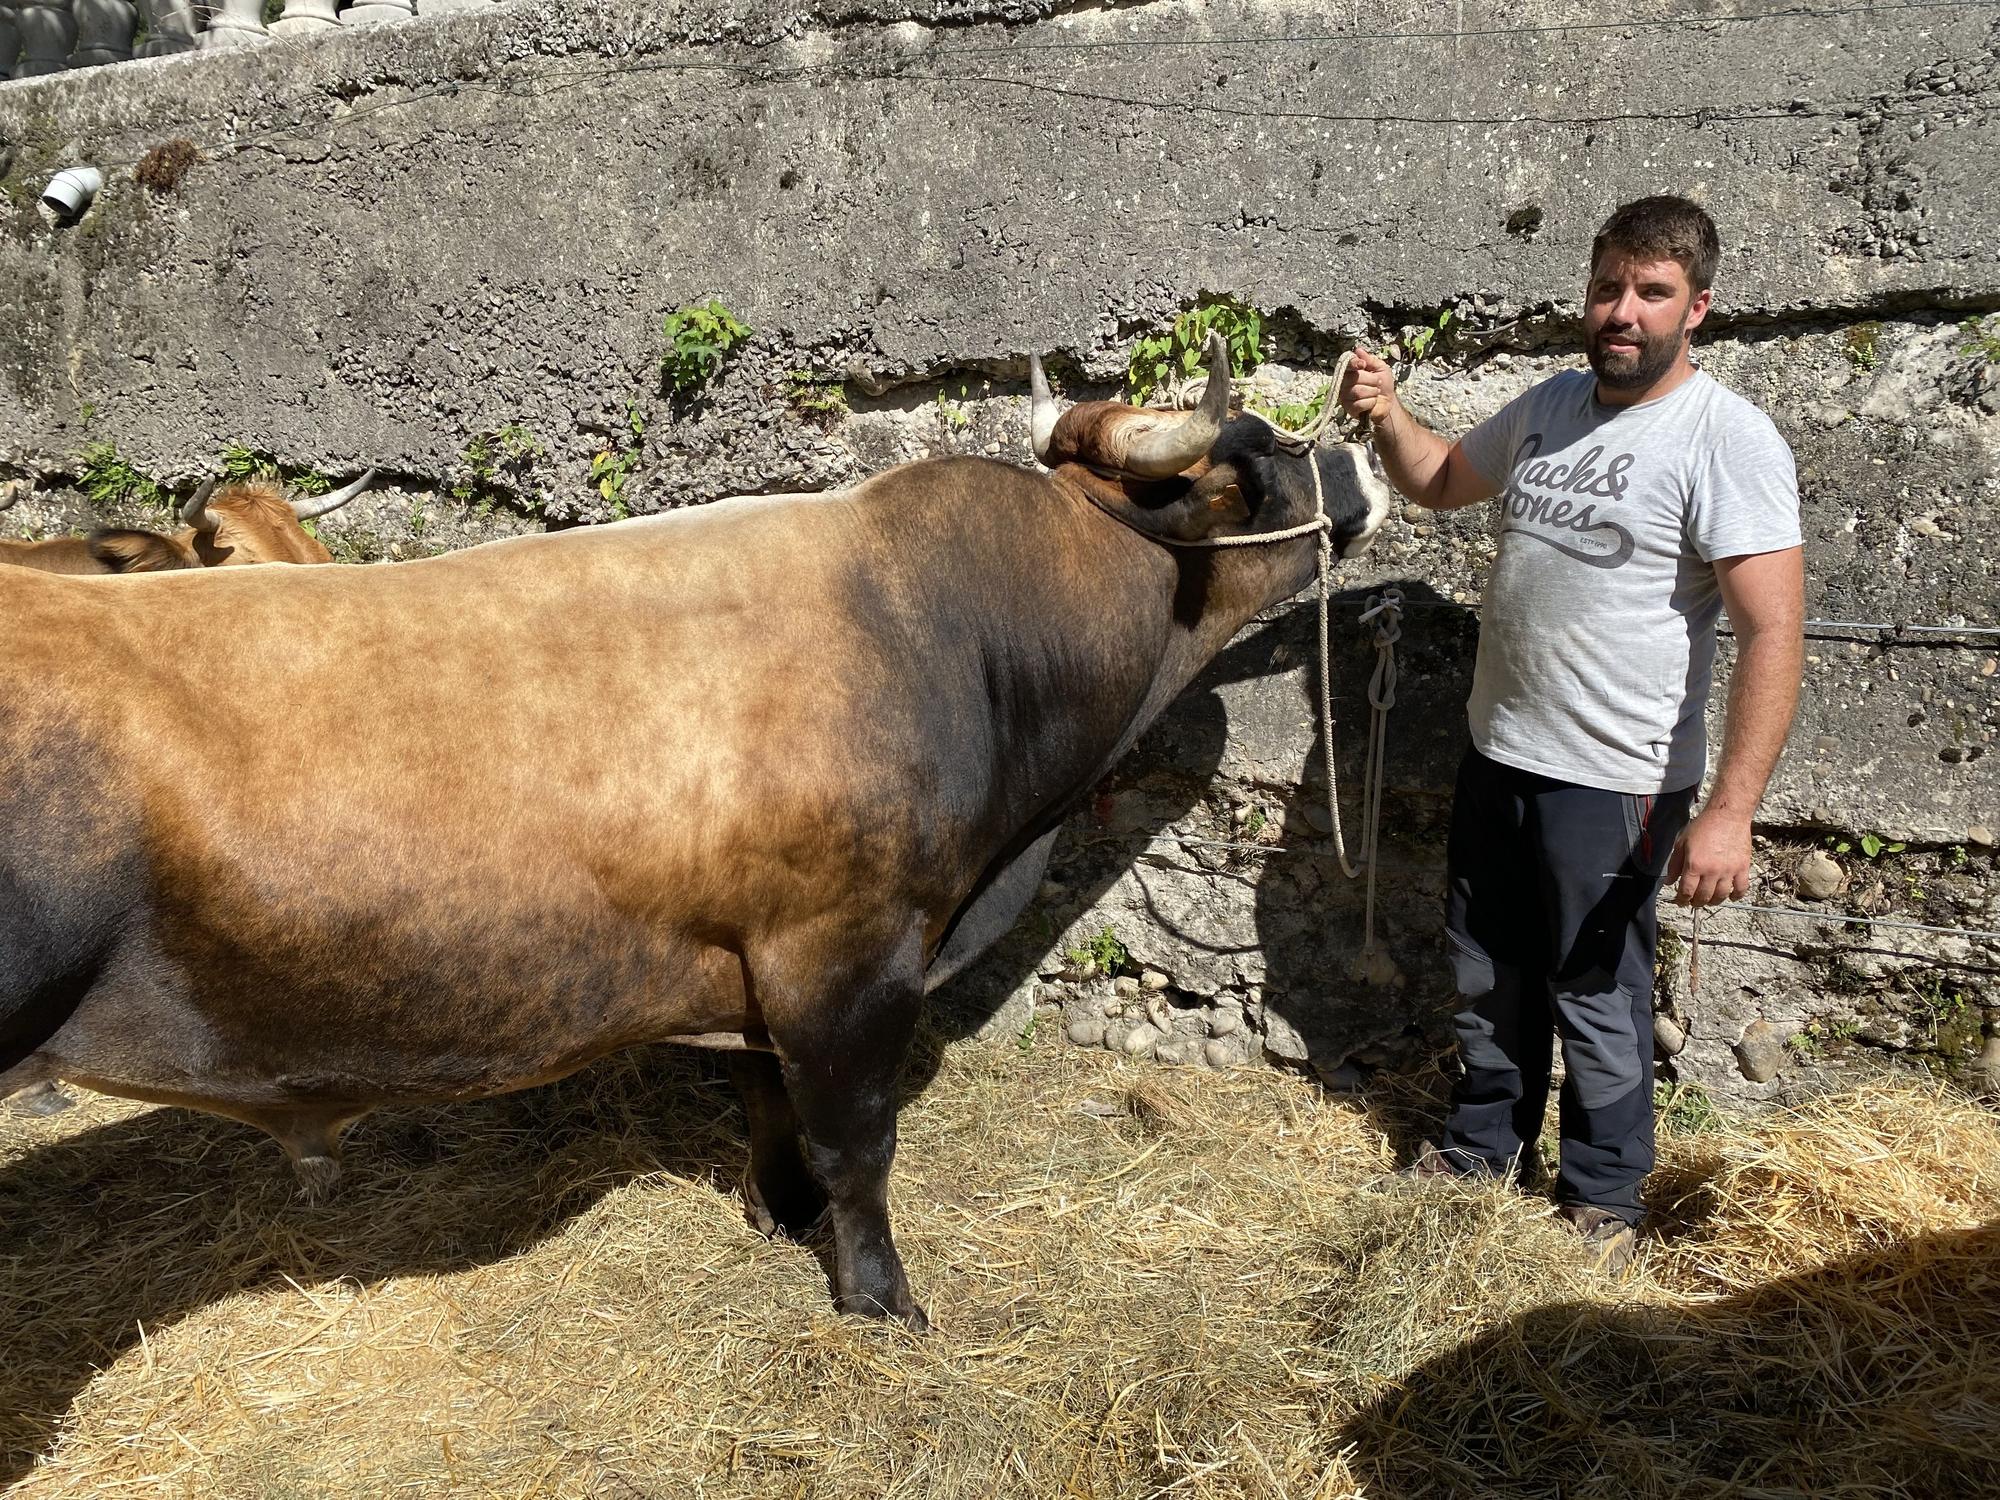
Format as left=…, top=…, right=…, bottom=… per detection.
left=1685, top=287, right=1714, bottom=337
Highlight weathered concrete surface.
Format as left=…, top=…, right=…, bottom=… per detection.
left=2, top=0, right=1997, bottom=1107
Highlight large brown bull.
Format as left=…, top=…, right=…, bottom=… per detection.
left=0, top=338, right=1386, bottom=1328
left=0, top=471, right=374, bottom=574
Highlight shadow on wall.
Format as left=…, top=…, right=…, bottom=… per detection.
left=1338, top=1222, right=2000, bottom=1496
left=930, top=577, right=1479, bottom=1086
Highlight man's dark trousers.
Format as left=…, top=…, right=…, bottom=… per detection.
left=1438, top=747, right=1695, bottom=1222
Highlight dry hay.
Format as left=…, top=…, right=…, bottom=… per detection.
left=1, top=1036, right=1995, bottom=1500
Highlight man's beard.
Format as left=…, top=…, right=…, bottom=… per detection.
left=1587, top=320, right=1685, bottom=391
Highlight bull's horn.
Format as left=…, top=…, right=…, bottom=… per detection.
left=290, top=467, right=376, bottom=520
left=1029, top=354, right=1058, bottom=465
left=1120, top=331, right=1231, bottom=478
left=179, top=477, right=221, bottom=531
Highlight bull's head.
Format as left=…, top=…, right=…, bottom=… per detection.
left=1028, top=334, right=1389, bottom=575
left=88, top=468, right=379, bottom=572
left=180, top=468, right=376, bottom=535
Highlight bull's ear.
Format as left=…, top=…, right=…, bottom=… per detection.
left=86, top=528, right=199, bottom=573
left=1074, top=464, right=1252, bottom=545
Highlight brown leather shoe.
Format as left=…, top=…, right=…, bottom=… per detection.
left=1560, top=1204, right=1639, bottom=1275
left=1402, top=1142, right=1491, bottom=1182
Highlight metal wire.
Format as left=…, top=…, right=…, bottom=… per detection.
left=1693, top=900, right=2000, bottom=942
left=69, top=0, right=2000, bottom=174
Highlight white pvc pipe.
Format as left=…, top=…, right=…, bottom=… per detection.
left=41, top=167, right=103, bottom=218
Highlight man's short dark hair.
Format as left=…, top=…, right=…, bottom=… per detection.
left=1590, top=196, right=1721, bottom=293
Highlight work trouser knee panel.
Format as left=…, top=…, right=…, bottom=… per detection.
left=1552, top=982, right=1646, bottom=1112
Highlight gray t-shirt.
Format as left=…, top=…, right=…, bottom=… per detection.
left=1458, top=368, right=1800, bottom=795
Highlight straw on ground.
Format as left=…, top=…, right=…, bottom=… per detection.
left=2, top=1032, right=1994, bottom=1498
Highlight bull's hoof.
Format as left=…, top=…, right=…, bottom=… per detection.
left=837, top=1291, right=931, bottom=1334
left=9, top=1083, right=76, bottom=1117
left=744, top=1171, right=829, bottom=1241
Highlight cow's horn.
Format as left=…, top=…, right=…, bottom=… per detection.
left=1029, top=354, right=1058, bottom=465
left=290, top=467, right=376, bottom=520
left=179, top=477, right=221, bottom=531
left=1119, top=331, right=1231, bottom=478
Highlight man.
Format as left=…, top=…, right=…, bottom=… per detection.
left=1339, top=196, right=1805, bottom=1270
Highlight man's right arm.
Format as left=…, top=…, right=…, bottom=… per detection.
left=1338, top=348, right=1497, bottom=512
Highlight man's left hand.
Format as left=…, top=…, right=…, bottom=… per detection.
left=1666, top=809, right=1753, bottom=907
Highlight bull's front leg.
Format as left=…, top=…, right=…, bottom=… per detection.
left=763, top=922, right=929, bottom=1332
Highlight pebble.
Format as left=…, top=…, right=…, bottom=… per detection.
left=1067, top=1016, right=1106, bottom=1048
left=1122, top=1023, right=1162, bottom=1057
left=1796, top=850, right=1846, bottom=901
left=1140, top=969, right=1171, bottom=992
left=1977, top=1035, right=2000, bottom=1094
left=1654, top=1015, right=1687, bottom=1058
left=1734, top=1020, right=1788, bottom=1084
left=1156, top=1038, right=1191, bottom=1067
left=1401, top=503, right=1425, bottom=524
left=1909, top=517, right=1941, bottom=537
left=1969, top=825, right=1995, bottom=846
left=1311, top=1059, right=1364, bottom=1093
left=1203, top=1039, right=1239, bottom=1070
left=1112, top=975, right=1141, bottom=999
left=1208, top=1007, right=1242, bottom=1037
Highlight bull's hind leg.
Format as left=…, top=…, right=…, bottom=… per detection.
left=724, top=1052, right=828, bottom=1239
left=764, top=923, right=929, bottom=1331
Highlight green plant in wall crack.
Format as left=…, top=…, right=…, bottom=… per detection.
left=786, top=370, right=849, bottom=422
left=1960, top=315, right=2000, bottom=364
left=662, top=299, right=753, bottom=398
left=453, top=423, right=546, bottom=515
left=1128, top=295, right=1265, bottom=406
left=78, top=443, right=169, bottom=514
left=1245, top=381, right=1333, bottom=433
left=589, top=402, right=646, bottom=520
left=1404, top=308, right=1455, bottom=366
left=1065, top=926, right=1132, bottom=978
left=217, top=444, right=331, bottom=496
left=935, top=381, right=974, bottom=433
left=1845, top=322, right=1882, bottom=371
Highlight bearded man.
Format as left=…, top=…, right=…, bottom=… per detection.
left=1339, top=195, right=1805, bottom=1271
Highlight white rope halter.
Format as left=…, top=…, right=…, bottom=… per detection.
left=1151, top=352, right=1404, bottom=958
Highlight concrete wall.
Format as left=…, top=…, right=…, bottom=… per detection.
left=2, top=0, right=1996, bottom=1105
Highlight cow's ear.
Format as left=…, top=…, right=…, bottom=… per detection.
left=86, top=528, right=198, bottom=572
